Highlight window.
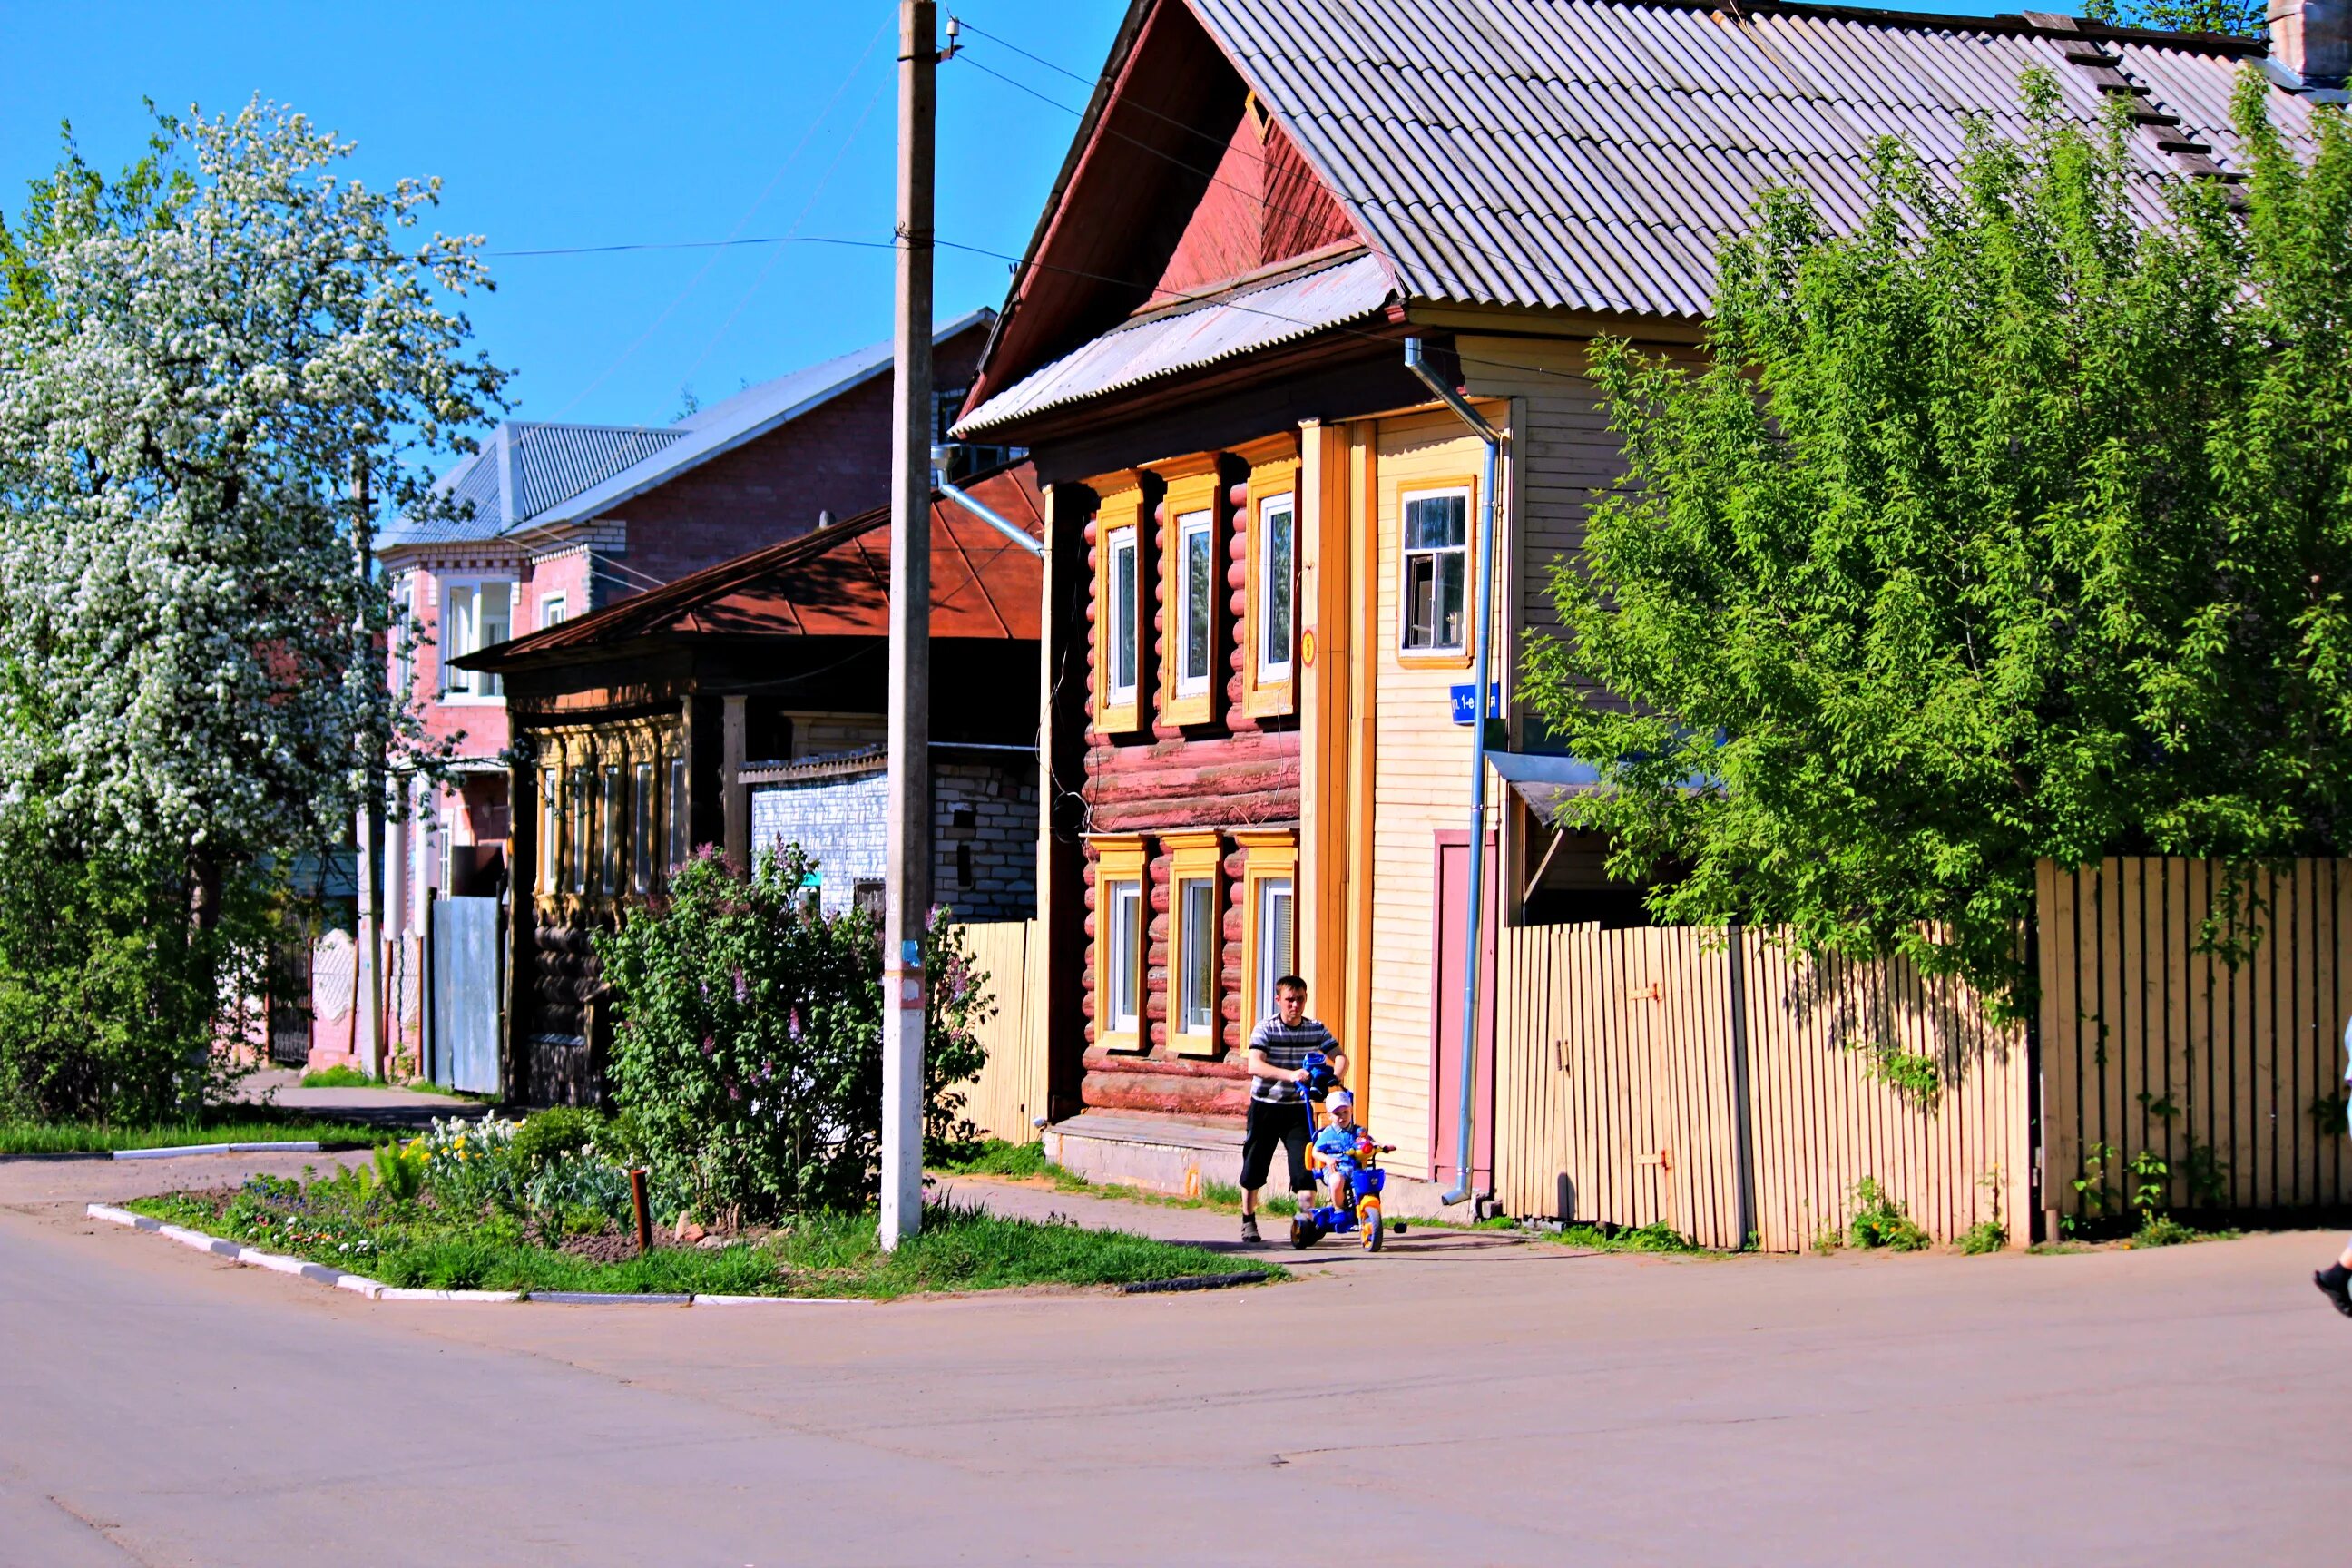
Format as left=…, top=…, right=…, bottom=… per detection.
left=668, top=756, right=689, bottom=874
left=601, top=766, right=623, bottom=895
left=1237, top=829, right=1299, bottom=1029
left=1258, top=493, right=1294, bottom=682
left=632, top=762, right=654, bottom=894
left=569, top=767, right=592, bottom=895
left=1092, top=836, right=1148, bottom=1052
left=539, top=769, right=561, bottom=894
left=540, top=593, right=569, bottom=631
left=1106, top=880, right=1142, bottom=1032
left=1164, top=830, right=1221, bottom=1057
left=1255, top=878, right=1295, bottom=1023
left=391, top=578, right=415, bottom=698
left=1400, top=488, right=1470, bottom=653
left=1175, top=510, right=1213, bottom=698
left=1106, top=527, right=1138, bottom=705
left=439, top=580, right=513, bottom=698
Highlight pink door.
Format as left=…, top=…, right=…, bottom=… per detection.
left=1430, top=830, right=1498, bottom=1191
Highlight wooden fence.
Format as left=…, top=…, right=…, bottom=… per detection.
left=2040, top=859, right=2352, bottom=1223
left=951, top=920, right=1050, bottom=1143
left=1494, top=924, right=2031, bottom=1250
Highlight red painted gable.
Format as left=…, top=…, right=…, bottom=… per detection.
left=1152, top=112, right=1356, bottom=299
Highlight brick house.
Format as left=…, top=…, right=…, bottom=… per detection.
left=334, top=311, right=994, bottom=1080
left=458, top=463, right=1044, bottom=1106
left=952, top=0, right=2338, bottom=1206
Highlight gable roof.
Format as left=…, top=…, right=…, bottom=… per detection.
left=384, top=308, right=995, bottom=552
left=458, top=461, right=1044, bottom=670
left=963, top=0, right=2327, bottom=434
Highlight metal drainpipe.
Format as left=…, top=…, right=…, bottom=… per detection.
left=931, top=446, right=1044, bottom=558
left=1403, top=338, right=1501, bottom=1209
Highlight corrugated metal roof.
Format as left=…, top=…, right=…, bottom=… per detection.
left=1190, top=0, right=2318, bottom=320
left=957, top=251, right=1393, bottom=433
left=382, top=422, right=683, bottom=548
left=387, top=309, right=995, bottom=551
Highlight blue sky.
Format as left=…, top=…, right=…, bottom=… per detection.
left=0, top=0, right=2000, bottom=444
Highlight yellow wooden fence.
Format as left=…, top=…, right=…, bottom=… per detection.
left=1494, top=923, right=2031, bottom=1250
left=951, top=920, right=1049, bottom=1143
left=2039, top=858, right=2352, bottom=1222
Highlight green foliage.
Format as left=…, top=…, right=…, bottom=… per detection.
left=2314, top=1091, right=2351, bottom=1135
left=1856, top=1043, right=1943, bottom=1109
left=936, top=1138, right=1051, bottom=1177
left=370, top=1141, right=425, bottom=1203
left=1959, top=1219, right=2009, bottom=1254
left=299, top=1065, right=375, bottom=1090
left=1847, top=1178, right=1932, bottom=1251
left=2081, top=0, right=2264, bottom=37
left=0, top=1112, right=378, bottom=1153
left=1555, top=1220, right=1701, bottom=1253
left=2073, top=1141, right=2120, bottom=1219
left=0, top=807, right=272, bottom=1122
left=2132, top=1213, right=2205, bottom=1246
left=509, top=1107, right=605, bottom=1175
left=1524, top=72, right=2352, bottom=1014
left=595, top=846, right=993, bottom=1222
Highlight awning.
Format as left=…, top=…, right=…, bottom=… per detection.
left=1488, top=750, right=1604, bottom=818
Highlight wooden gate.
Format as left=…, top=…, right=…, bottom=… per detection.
left=951, top=920, right=1049, bottom=1142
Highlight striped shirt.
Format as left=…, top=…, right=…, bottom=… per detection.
left=1247, top=1014, right=1338, bottom=1104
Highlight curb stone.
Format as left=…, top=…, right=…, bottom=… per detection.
left=113, top=1141, right=322, bottom=1160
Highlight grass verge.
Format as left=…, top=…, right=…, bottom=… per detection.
left=0, top=1112, right=386, bottom=1154
left=122, top=1189, right=1283, bottom=1299
left=297, top=1064, right=376, bottom=1090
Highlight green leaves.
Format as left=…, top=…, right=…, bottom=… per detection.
left=1526, top=73, right=2352, bottom=1014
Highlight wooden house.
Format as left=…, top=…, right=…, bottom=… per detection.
left=458, top=465, right=1044, bottom=1106
left=953, top=0, right=2337, bottom=1207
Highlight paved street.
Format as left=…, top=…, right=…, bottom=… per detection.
left=0, top=1155, right=2336, bottom=1566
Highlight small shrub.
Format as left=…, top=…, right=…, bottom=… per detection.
left=370, top=1141, right=425, bottom=1203
left=511, top=1107, right=604, bottom=1174
left=299, top=1064, right=374, bottom=1089
left=1847, top=1178, right=1929, bottom=1252
left=2132, top=1214, right=2203, bottom=1248
left=1958, top=1219, right=2007, bottom=1255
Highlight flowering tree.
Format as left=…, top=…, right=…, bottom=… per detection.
left=0, top=101, right=505, bottom=1114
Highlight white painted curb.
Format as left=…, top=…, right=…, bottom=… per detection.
left=85, top=1204, right=871, bottom=1307
left=113, top=1141, right=322, bottom=1160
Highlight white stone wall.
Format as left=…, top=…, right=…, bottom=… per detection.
left=749, top=758, right=1038, bottom=922
left=750, top=769, right=890, bottom=916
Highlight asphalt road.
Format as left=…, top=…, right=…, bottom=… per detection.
left=0, top=1156, right=2336, bottom=1566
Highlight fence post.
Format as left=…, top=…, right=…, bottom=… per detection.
left=1728, top=923, right=1758, bottom=1250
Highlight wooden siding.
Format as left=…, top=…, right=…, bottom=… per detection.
left=1494, top=923, right=2032, bottom=1250
left=1367, top=412, right=1504, bottom=1176
left=2039, top=858, right=2352, bottom=1222
left=952, top=920, right=1052, bottom=1143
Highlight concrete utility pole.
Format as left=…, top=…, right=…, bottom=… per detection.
left=352, top=459, right=386, bottom=1080
left=880, top=0, right=938, bottom=1250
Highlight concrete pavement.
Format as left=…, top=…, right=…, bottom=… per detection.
left=0, top=1155, right=2337, bottom=1565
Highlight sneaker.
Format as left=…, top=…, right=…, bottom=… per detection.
left=1240, top=1215, right=1260, bottom=1244
left=2317, top=1269, right=2352, bottom=1318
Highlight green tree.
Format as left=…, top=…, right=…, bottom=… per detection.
left=2082, top=0, right=2265, bottom=39
left=1524, top=72, right=2352, bottom=1012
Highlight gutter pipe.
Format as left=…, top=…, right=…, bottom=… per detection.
left=1403, top=337, right=1501, bottom=1210
left=931, top=446, right=1044, bottom=558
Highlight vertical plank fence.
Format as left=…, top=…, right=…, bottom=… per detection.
left=1495, top=923, right=2030, bottom=1250
left=2038, top=859, right=2352, bottom=1225
left=953, top=920, right=1049, bottom=1143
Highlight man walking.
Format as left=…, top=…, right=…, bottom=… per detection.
left=2318, top=1016, right=2352, bottom=1317
left=1240, top=975, right=1348, bottom=1244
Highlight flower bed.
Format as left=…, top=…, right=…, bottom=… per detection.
left=122, top=1113, right=1279, bottom=1298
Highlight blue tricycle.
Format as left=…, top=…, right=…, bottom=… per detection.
left=1288, top=1053, right=1403, bottom=1253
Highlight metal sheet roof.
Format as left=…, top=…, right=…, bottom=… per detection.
left=956, top=251, right=1393, bottom=434
left=1189, top=0, right=2318, bottom=320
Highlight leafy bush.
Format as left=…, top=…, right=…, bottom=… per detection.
left=411, top=1115, right=521, bottom=1219
left=370, top=1141, right=425, bottom=1203
left=1958, top=1219, right=2008, bottom=1255
left=1847, top=1178, right=1931, bottom=1252
left=300, top=1064, right=374, bottom=1089
left=595, top=845, right=992, bottom=1222
left=510, top=1107, right=604, bottom=1174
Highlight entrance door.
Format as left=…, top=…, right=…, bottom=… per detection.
left=1429, top=830, right=1498, bottom=1191
left=267, top=939, right=314, bottom=1068
left=429, top=896, right=503, bottom=1094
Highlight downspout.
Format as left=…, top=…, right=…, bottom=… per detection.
left=1404, top=338, right=1501, bottom=1209
left=931, top=446, right=1044, bottom=558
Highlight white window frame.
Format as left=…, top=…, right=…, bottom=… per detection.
left=539, top=592, right=570, bottom=632
left=539, top=768, right=561, bottom=895
left=1105, top=878, right=1142, bottom=1033
left=1254, top=876, right=1295, bottom=1024
left=437, top=576, right=515, bottom=702
left=1177, top=877, right=1218, bottom=1033
left=1257, top=492, right=1295, bottom=684
left=1105, top=526, right=1140, bottom=706
left=1399, top=486, right=1471, bottom=654
left=1174, top=508, right=1214, bottom=698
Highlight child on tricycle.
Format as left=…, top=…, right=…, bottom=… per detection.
left=1291, top=1070, right=1403, bottom=1252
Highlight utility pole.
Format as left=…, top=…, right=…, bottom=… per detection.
left=351, top=458, right=386, bottom=1080
left=880, top=0, right=939, bottom=1250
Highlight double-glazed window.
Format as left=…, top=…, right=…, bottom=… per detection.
left=1254, top=877, right=1295, bottom=1021
left=1258, top=494, right=1294, bottom=683
left=600, top=767, right=623, bottom=894
left=1165, top=831, right=1222, bottom=1056
left=539, top=593, right=569, bottom=631
left=568, top=768, right=593, bottom=895
left=1104, top=879, right=1142, bottom=1033
left=668, top=756, right=689, bottom=873
left=1179, top=881, right=1217, bottom=1031
left=1174, top=510, right=1214, bottom=699
left=439, top=580, right=512, bottom=698
left=1105, top=526, right=1139, bottom=707
left=539, top=769, right=561, bottom=894
left=1400, top=488, right=1469, bottom=652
